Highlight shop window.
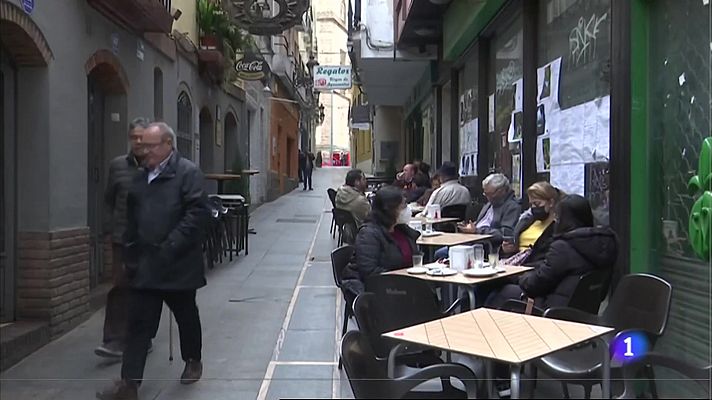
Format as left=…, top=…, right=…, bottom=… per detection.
left=646, top=0, right=711, bottom=388
left=488, top=15, right=523, bottom=197
left=537, top=0, right=611, bottom=225
left=458, top=45, right=479, bottom=179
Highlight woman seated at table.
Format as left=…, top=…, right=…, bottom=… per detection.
left=341, top=186, right=421, bottom=295
left=405, top=172, right=431, bottom=204
left=486, top=194, right=618, bottom=310
left=499, top=181, right=563, bottom=265
left=415, top=174, right=441, bottom=206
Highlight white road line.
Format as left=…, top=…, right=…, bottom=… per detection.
left=272, top=361, right=337, bottom=366
left=332, top=287, right=343, bottom=399
left=256, top=203, right=325, bottom=400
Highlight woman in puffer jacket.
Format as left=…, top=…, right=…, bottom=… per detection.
left=486, top=194, right=618, bottom=310
left=341, top=185, right=421, bottom=295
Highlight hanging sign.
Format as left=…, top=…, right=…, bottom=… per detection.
left=313, top=65, right=352, bottom=91
left=235, top=53, right=270, bottom=81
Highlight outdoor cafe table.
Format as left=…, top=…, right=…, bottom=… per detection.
left=413, top=216, right=461, bottom=225
left=383, top=308, right=614, bottom=399
left=416, top=233, right=491, bottom=247
left=204, top=173, right=241, bottom=194
left=386, top=264, right=532, bottom=310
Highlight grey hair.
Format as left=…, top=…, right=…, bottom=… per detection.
left=150, top=121, right=178, bottom=150
left=128, top=117, right=150, bottom=135
left=482, top=173, right=510, bottom=190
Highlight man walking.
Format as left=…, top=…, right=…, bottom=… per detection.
left=303, top=150, right=315, bottom=191
left=95, top=118, right=149, bottom=358
left=97, top=122, right=210, bottom=400
left=298, top=149, right=306, bottom=183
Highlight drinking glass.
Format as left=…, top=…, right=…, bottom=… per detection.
left=473, top=244, right=485, bottom=268
left=488, top=246, right=500, bottom=269
left=425, top=223, right=433, bottom=233
left=412, top=253, right=424, bottom=269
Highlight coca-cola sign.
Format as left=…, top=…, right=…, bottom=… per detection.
left=235, top=53, right=269, bottom=81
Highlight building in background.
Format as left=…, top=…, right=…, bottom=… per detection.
left=348, top=1, right=711, bottom=394
left=349, top=84, right=373, bottom=172
left=313, top=0, right=352, bottom=166
left=0, top=0, right=310, bottom=370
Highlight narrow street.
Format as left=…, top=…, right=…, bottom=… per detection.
left=0, top=168, right=353, bottom=400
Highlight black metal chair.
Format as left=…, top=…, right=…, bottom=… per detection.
left=618, top=350, right=711, bottom=399
left=341, top=330, right=479, bottom=399
left=354, top=275, right=465, bottom=383
left=331, top=245, right=356, bottom=370
left=333, top=208, right=358, bottom=246
left=535, top=274, right=673, bottom=399
left=500, top=269, right=611, bottom=316
left=327, top=188, right=338, bottom=238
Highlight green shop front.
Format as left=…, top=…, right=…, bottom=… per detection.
left=441, top=0, right=711, bottom=387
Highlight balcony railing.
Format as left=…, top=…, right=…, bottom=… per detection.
left=87, top=0, right=174, bottom=34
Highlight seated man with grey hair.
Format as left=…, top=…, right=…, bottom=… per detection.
left=433, top=173, right=521, bottom=260
left=462, top=173, right=521, bottom=241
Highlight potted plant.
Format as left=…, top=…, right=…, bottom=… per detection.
left=197, top=0, right=228, bottom=50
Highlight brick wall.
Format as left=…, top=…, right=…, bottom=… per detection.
left=16, top=228, right=90, bottom=337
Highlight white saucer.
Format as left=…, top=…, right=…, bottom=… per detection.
left=420, top=231, right=442, bottom=237
left=406, top=267, right=428, bottom=274
left=462, top=268, right=498, bottom=277
left=426, top=268, right=458, bottom=277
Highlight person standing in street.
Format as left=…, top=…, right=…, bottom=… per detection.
left=303, top=150, right=315, bottom=191
left=298, top=149, right=306, bottom=183
left=97, top=122, right=210, bottom=400
left=95, top=118, right=150, bottom=359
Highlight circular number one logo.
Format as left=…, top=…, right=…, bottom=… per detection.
left=610, top=331, right=649, bottom=364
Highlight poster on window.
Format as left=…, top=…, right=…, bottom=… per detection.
left=459, top=118, right=478, bottom=177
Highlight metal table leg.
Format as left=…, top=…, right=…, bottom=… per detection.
left=486, top=360, right=495, bottom=398
left=511, top=364, right=522, bottom=399
left=600, top=336, right=610, bottom=399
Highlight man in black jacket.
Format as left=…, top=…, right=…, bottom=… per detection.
left=98, top=122, right=210, bottom=400
left=95, top=118, right=149, bottom=359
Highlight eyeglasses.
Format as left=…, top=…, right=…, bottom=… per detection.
left=141, top=141, right=165, bottom=150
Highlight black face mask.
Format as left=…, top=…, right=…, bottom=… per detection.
left=531, top=206, right=549, bottom=221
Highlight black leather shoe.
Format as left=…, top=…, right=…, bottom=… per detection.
left=96, top=380, right=138, bottom=400
left=180, top=359, right=203, bottom=384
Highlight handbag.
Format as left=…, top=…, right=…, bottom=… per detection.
left=501, top=248, right=532, bottom=266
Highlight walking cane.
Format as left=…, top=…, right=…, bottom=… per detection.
left=168, top=312, right=174, bottom=362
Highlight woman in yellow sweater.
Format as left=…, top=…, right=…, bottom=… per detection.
left=501, top=182, right=563, bottom=265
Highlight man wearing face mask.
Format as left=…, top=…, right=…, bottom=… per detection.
left=459, top=173, right=521, bottom=243
left=340, top=186, right=420, bottom=296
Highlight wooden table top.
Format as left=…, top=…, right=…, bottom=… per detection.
left=417, top=233, right=492, bottom=246
left=383, top=308, right=613, bottom=364
left=386, top=264, right=532, bottom=286
left=205, top=173, right=242, bottom=180
left=413, top=216, right=461, bottom=224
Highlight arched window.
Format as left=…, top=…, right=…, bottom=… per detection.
left=153, top=67, right=163, bottom=120
left=177, top=91, right=193, bottom=160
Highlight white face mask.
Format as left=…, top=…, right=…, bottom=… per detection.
left=397, top=206, right=412, bottom=225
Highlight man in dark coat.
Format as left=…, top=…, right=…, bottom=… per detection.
left=303, top=151, right=315, bottom=191
left=298, top=149, right=306, bottom=183
left=98, top=122, right=210, bottom=400
left=95, top=118, right=150, bottom=359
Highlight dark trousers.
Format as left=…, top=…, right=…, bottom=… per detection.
left=298, top=167, right=303, bottom=183
left=303, top=167, right=313, bottom=189
left=121, top=289, right=202, bottom=383
left=103, top=243, right=130, bottom=345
